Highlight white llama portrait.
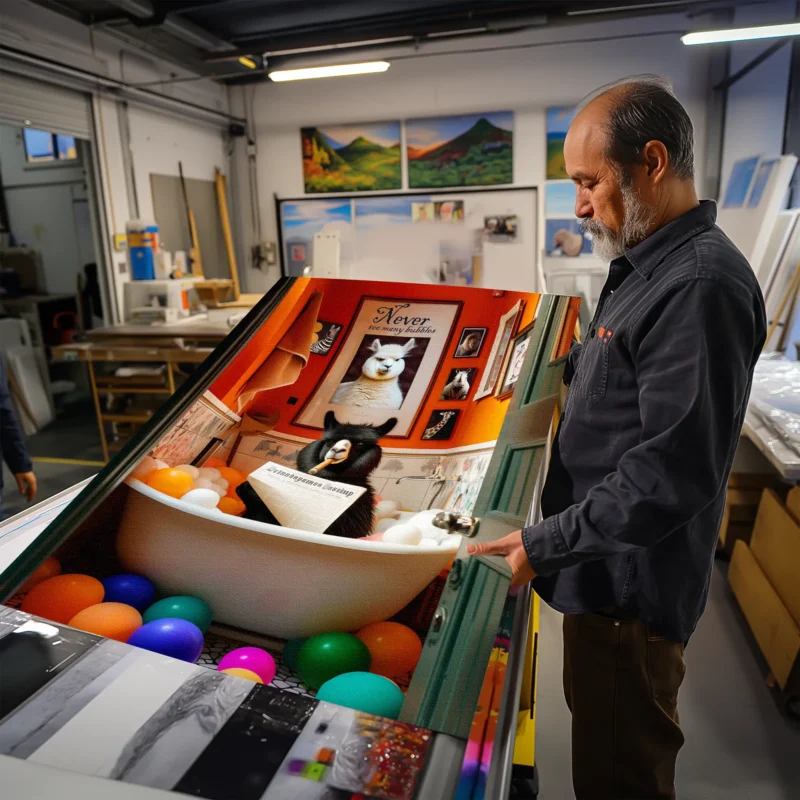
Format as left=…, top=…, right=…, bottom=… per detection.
left=331, top=337, right=418, bottom=409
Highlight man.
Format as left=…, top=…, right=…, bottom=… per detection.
left=468, top=76, right=765, bottom=798
left=1, top=358, right=37, bottom=519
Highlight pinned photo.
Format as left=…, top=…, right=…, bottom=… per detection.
left=484, top=215, right=518, bottom=240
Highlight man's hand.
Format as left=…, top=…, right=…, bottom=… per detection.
left=15, top=471, right=37, bottom=503
left=466, top=530, right=536, bottom=586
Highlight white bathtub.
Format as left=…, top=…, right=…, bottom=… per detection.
left=116, top=481, right=458, bottom=639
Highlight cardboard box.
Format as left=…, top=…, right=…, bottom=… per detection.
left=729, top=540, right=800, bottom=693
left=749, top=489, right=800, bottom=624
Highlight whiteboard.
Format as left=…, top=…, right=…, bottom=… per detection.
left=278, top=188, right=538, bottom=293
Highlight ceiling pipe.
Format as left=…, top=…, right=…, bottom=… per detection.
left=105, top=0, right=234, bottom=53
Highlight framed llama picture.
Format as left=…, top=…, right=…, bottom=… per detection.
left=310, top=321, right=343, bottom=356
left=294, top=296, right=462, bottom=437
left=440, top=367, right=477, bottom=401
left=421, top=409, right=461, bottom=441
left=474, top=300, right=523, bottom=400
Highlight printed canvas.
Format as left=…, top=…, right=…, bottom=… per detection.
left=546, top=106, right=577, bottom=180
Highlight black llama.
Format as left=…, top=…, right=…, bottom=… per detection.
left=237, top=411, right=397, bottom=539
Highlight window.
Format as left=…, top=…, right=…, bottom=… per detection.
left=23, top=128, right=78, bottom=164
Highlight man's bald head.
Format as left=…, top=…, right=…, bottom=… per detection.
left=574, top=75, right=695, bottom=183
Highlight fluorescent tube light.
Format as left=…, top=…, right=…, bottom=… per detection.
left=682, top=22, right=800, bottom=46
left=268, top=61, right=390, bottom=82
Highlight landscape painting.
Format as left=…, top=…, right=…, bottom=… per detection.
left=300, top=121, right=401, bottom=193
left=406, top=112, right=513, bottom=189
left=546, top=106, right=577, bottom=180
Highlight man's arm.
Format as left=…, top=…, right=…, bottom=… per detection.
left=0, top=359, right=36, bottom=500
left=522, top=278, right=762, bottom=575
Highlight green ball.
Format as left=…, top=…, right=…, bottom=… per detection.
left=282, top=637, right=307, bottom=671
left=297, top=632, right=371, bottom=690
left=143, top=596, right=213, bottom=633
left=317, top=672, right=404, bottom=719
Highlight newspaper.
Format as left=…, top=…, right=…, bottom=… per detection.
left=248, top=462, right=365, bottom=534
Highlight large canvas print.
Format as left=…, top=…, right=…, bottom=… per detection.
left=546, top=106, right=577, bottom=180
left=300, top=122, right=401, bottom=193
left=295, top=297, right=461, bottom=436
left=406, top=112, right=513, bottom=188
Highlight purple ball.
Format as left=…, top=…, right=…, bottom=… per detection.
left=218, top=647, right=276, bottom=684
left=127, top=618, right=204, bottom=662
left=101, top=574, right=156, bottom=611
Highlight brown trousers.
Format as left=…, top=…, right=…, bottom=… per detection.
left=562, top=612, right=686, bottom=800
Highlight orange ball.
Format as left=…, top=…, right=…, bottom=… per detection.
left=355, top=622, right=423, bottom=679
left=146, top=468, right=194, bottom=499
left=204, top=456, right=228, bottom=469
left=22, top=574, right=105, bottom=624
left=69, top=602, right=143, bottom=642
left=218, top=496, right=246, bottom=516
left=220, top=667, right=263, bottom=683
left=18, top=556, right=62, bottom=593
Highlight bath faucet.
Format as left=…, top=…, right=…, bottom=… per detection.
left=395, top=475, right=431, bottom=484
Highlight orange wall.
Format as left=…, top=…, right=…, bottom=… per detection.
left=212, top=278, right=541, bottom=449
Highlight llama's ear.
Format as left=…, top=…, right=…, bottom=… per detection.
left=376, top=417, right=398, bottom=437
left=324, top=411, right=338, bottom=430
left=370, top=338, right=382, bottom=353
left=401, top=338, right=416, bottom=355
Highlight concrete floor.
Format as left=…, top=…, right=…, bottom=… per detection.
left=534, top=564, right=800, bottom=799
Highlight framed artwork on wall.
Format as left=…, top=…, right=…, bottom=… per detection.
left=310, top=321, right=343, bottom=356
left=546, top=106, right=577, bottom=180
left=440, top=367, right=477, bottom=400
left=495, top=321, right=535, bottom=399
left=474, top=300, right=523, bottom=400
left=294, top=297, right=462, bottom=436
left=454, top=327, right=487, bottom=358
left=421, top=409, right=461, bottom=440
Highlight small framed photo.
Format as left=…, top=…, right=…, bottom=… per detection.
left=454, top=327, right=487, bottom=359
left=310, top=321, right=343, bottom=356
left=474, top=300, right=523, bottom=400
left=496, top=322, right=535, bottom=399
left=440, top=367, right=477, bottom=401
left=421, top=409, right=461, bottom=441
left=412, top=201, right=435, bottom=223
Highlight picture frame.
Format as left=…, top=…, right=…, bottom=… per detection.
left=474, top=300, right=523, bottom=400
left=495, top=321, right=535, bottom=399
left=421, top=409, right=461, bottom=441
left=439, top=367, right=477, bottom=401
left=454, top=327, right=487, bottom=359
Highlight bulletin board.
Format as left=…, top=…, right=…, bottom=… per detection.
left=276, top=187, right=539, bottom=292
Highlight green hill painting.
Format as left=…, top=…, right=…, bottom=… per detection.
left=406, top=112, right=513, bottom=189
left=301, top=122, right=401, bottom=193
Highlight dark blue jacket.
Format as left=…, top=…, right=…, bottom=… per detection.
left=0, top=357, right=33, bottom=514
left=523, top=201, right=766, bottom=642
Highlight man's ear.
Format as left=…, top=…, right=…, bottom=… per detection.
left=642, top=140, right=669, bottom=184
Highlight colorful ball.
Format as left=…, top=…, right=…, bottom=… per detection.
left=355, top=622, right=423, bottom=678
left=282, top=637, right=307, bottom=670
left=143, top=595, right=213, bottom=633
left=146, top=468, right=194, bottom=499
left=68, top=602, right=142, bottom=642
left=203, top=456, right=227, bottom=469
left=21, top=574, right=105, bottom=624
left=101, top=574, right=156, bottom=611
left=127, top=618, right=204, bottom=662
left=317, top=672, right=405, bottom=719
left=220, top=667, right=263, bottom=684
left=217, top=496, right=245, bottom=516
left=18, top=556, right=61, bottom=593
left=296, top=633, right=371, bottom=690
left=218, top=647, right=276, bottom=684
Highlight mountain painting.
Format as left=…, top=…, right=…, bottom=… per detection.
left=406, top=112, right=513, bottom=189
left=301, top=121, right=401, bottom=193
left=546, top=106, right=577, bottom=180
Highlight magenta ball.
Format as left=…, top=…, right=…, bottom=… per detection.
left=217, top=647, right=276, bottom=684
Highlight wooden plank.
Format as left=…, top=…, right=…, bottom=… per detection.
left=215, top=168, right=240, bottom=301
left=750, top=489, right=800, bottom=624
left=785, top=486, right=800, bottom=522
left=729, top=540, right=800, bottom=691
left=727, top=472, right=786, bottom=491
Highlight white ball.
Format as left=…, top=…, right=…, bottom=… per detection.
left=198, top=467, right=221, bottom=481
left=130, top=456, right=158, bottom=480
left=154, top=459, right=169, bottom=471
left=213, top=478, right=229, bottom=491
left=419, top=538, right=440, bottom=548
left=374, top=499, right=401, bottom=520
left=193, top=478, right=215, bottom=490
left=175, top=464, right=200, bottom=480
left=374, top=518, right=397, bottom=534
left=382, top=524, right=422, bottom=545
left=211, top=484, right=226, bottom=498
left=180, top=488, right=221, bottom=509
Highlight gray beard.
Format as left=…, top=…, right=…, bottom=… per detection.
left=581, top=184, right=655, bottom=262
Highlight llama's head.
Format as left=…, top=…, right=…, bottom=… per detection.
left=361, top=338, right=416, bottom=382
left=297, top=412, right=398, bottom=480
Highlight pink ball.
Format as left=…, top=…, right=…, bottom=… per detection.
left=217, top=647, right=276, bottom=684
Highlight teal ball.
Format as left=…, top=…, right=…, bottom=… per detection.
left=143, top=596, right=213, bottom=633
left=316, top=671, right=405, bottom=719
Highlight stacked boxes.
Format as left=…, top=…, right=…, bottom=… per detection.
left=718, top=473, right=786, bottom=554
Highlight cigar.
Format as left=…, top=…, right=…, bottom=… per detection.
left=309, top=459, right=334, bottom=475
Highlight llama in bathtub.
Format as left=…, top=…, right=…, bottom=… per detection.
left=332, top=338, right=416, bottom=409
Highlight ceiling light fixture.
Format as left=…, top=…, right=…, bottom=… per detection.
left=238, top=56, right=257, bottom=69
left=268, top=61, right=390, bottom=82
left=682, top=22, right=800, bottom=46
